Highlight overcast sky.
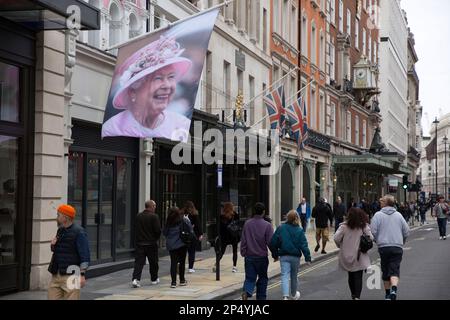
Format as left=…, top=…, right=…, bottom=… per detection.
left=401, top=0, right=450, bottom=135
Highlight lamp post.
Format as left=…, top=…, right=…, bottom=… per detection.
left=444, top=136, right=448, bottom=200
left=433, top=117, right=439, bottom=197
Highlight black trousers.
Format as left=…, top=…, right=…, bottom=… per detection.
left=219, top=241, right=238, bottom=267
left=348, top=271, right=364, bottom=299
left=169, top=246, right=188, bottom=284
left=300, top=214, right=307, bottom=231
left=188, top=240, right=197, bottom=269
left=132, top=244, right=159, bottom=282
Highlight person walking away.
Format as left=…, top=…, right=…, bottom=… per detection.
left=324, top=198, right=333, bottom=227
left=312, top=198, right=333, bottom=254
left=270, top=210, right=311, bottom=300
left=371, top=195, right=410, bottom=300
left=48, top=205, right=90, bottom=300
left=163, top=207, right=193, bottom=288
left=240, top=203, right=274, bottom=301
left=296, top=197, right=311, bottom=231
left=215, top=202, right=240, bottom=273
left=419, top=201, right=427, bottom=226
left=131, top=200, right=161, bottom=288
left=334, top=208, right=374, bottom=300
left=333, top=196, right=346, bottom=232
left=432, top=196, right=449, bottom=240
left=182, top=201, right=203, bottom=273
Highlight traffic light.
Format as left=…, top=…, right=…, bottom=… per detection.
left=402, top=175, right=409, bottom=190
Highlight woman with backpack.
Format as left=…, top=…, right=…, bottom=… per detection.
left=163, top=207, right=193, bottom=288
left=270, top=210, right=311, bottom=300
left=182, top=201, right=204, bottom=273
left=216, top=202, right=240, bottom=273
left=334, top=207, right=374, bottom=300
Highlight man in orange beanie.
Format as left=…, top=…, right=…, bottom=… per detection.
left=47, top=204, right=90, bottom=300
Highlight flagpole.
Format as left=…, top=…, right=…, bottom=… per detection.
left=106, top=0, right=234, bottom=51
left=249, top=79, right=314, bottom=129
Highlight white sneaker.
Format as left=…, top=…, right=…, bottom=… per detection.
left=282, top=296, right=290, bottom=300
left=188, top=269, right=196, bottom=273
left=132, top=279, right=141, bottom=288
left=232, top=267, right=238, bottom=273
left=292, top=291, right=301, bottom=300
left=151, top=278, right=160, bottom=285
left=444, top=236, right=447, bottom=240
left=440, top=236, right=443, bottom=240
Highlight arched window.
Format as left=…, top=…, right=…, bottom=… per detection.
left=129, top=14, right=140, bottom=39
left=109, top=2, right=121, bottom=48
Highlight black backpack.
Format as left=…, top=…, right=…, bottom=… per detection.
left=180, top=218, right=195, bottom=245
left=227, top=220, right=242, bottom=240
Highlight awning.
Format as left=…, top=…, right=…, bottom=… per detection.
left=0, top=0, right=100, bottom=30
left=333, top=154, right=412, bottom=175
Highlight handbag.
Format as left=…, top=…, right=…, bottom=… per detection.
left=180, top=218, right=195, bottom=245
left=358, top=227, right=373, bottom=260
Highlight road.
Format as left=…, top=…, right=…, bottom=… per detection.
left=226, top=222, right=450, bottom=300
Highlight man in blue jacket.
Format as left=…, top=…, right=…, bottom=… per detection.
left=48, top=205, right=90, bottom=300
left=296, top=197, right=311, bottom=231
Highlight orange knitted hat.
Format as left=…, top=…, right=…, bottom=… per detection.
left=57, top=204, right=76, bottom=219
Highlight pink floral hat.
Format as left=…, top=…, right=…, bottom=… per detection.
left=113, top=35, right=192, bottom=109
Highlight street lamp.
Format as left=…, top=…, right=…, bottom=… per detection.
left=444, top=136, right=448, bottom=200
left=433, top=117, right=440, bottom=197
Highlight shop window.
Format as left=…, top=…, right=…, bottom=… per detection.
left=0, top=136, right=18, bottom=265
left=0, top=62, right=19, bottom=123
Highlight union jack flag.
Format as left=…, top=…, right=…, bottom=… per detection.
left=263, top=84, right=286, bottom=130
left=286, top=96, right=309, bottom=149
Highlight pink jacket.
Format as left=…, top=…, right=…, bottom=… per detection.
left=333, top=223, right=373, bottom=272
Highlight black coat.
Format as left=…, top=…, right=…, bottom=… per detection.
left=333, top=202, right=346, bottom=220
left=135, top=210, right=161, bottom=245
left=312, top=203, right=333, bottom=228
left=187, top=213, right=203, bottom=238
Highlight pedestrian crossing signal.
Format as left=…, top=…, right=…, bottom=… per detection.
left=402, top=175, right=409, bottom=190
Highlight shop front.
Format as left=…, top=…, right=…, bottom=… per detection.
left=68, top=121, right=139, bottom=275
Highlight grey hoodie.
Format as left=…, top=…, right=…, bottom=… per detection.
left=370, top=207, right=410, bottom=249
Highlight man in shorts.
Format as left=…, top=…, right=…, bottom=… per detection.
left=312, top=198, right=333, bottom=254
left=371, top=195, right=410, bottom=300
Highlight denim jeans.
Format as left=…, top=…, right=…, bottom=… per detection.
left=280, top=255, right=300, bottom=297
left=437, top=218, right=447, bottom=237
left=243, top=256, right=269, bottom=300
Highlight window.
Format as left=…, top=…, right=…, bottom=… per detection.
left=368, top=34, right=372, bottom=61
left=249, top=75, right=255, bottom=125
left=320, top=94, right=325, bottom=133
left=330, top=41, right=335, bottom=80
left=311, top=23, right=317, bottom=65
left=301, top=15, right=307, bottom=56
left=320, top=31, right=325, bottom=70
left=283, top=0, right=289, bottom=38
left=263, top=8, right=268, bottom=51
left=291, top=5, right=297, bottom=45
left=362, top=28, right=367, bottom=55
left=128, top=14, right=140, bottom=39
left=330, top=0, right=336, bottom=25
left=339, top=0, right=344, bottom=33
left=330, top=102, right=336, bottom=136
left=346, top=9, right=351, bottom=36
left=273, top=0, right=279, bottom=33
left=224, top=61, right=231, bottom=110
left=311, top=87, right=317, bottom=130
left=355, top=115, right=360, bottom=146
left=362, top=120, right=367, bottom=148
left=262, top=83, right=267, bottom=129
left=0, top=62, right=19, bottom=123
left=355, top=19, right=359, bottom=49
left=346, top=111, right=352, bottom=143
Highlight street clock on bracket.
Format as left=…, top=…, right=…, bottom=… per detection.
left=353, top=55, right=375, bottom=90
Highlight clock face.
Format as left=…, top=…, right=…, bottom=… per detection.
left=356, top=69, right=367, bottom=79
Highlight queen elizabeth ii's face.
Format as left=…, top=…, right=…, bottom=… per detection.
left=129, top=65, right=177, bottom=118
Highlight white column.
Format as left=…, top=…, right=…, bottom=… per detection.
left=139, top=139, right=154, bottom=211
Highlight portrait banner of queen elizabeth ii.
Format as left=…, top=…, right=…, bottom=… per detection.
left=102, top=9, right=219, bottom=143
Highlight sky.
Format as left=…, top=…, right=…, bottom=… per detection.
left=401, top=0, right=450, bottom=135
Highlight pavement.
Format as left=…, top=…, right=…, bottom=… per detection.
left=0, top=221, right=340, bottom=300
left=225, top=220, right=450, bottom=300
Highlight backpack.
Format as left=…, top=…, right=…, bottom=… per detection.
left=180, top=218, right=195, bottom=245
left=227, top=220, right=242, bottom=241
